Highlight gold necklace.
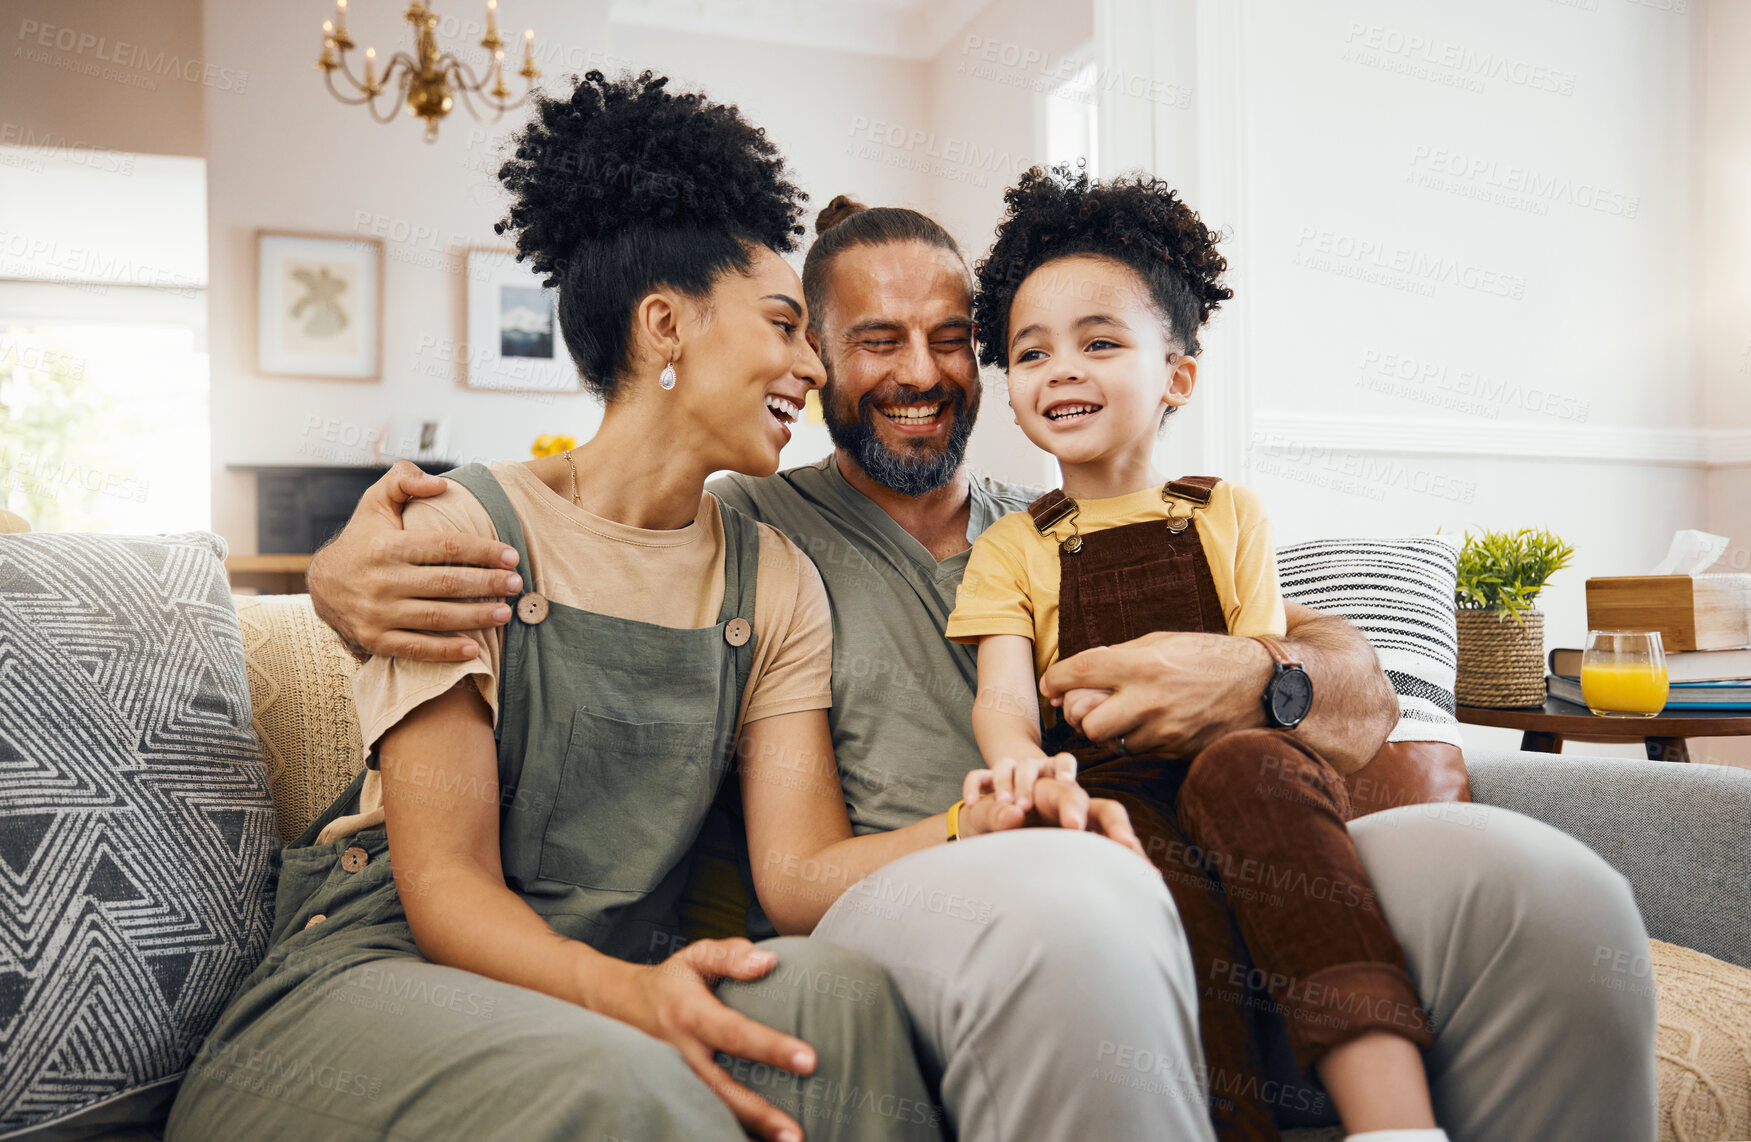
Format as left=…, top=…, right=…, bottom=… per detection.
left=564, top=449, right=579, bottom=505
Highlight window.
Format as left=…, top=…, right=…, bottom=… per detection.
left=0, top=147, right=208, bottom=532
left=1045, top=53, right=1099, bottom=172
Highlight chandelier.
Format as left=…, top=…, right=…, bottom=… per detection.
left=315, top=1, right=540, bottom=142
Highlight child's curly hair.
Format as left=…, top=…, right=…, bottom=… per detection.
left=972, top=164, right=1232, bottom=369
left=495, top=70, right=807, bottom=398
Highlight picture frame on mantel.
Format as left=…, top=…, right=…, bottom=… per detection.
left=255, top=229, right=384, bottom=380
left=463, top=246, right=578, bottom=393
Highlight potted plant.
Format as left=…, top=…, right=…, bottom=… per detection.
left=1454, top=527, right=1576, bottom=708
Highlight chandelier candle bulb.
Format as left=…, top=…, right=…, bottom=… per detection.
left=490, top=50, right=509, bottom=99
left=316, top=1, right=542, bottom=140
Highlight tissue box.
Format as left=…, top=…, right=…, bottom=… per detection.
left=1584, top=574, right=1751, bottom=652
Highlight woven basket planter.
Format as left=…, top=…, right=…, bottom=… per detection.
left=1455, top=608, right=1546, bottom=708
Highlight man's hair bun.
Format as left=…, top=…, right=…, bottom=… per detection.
left=496, top=69, right=806, bottom=287
left=815, top=195, right=869, bottom=235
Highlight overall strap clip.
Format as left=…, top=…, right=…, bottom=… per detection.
left=1028, top=489, right=1084, bottom=554
left=1161, top=475, right=1222, bottom=535
left=1164, top=475, right=1221, bottom=503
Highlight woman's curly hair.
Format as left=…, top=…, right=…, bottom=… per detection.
left=972, top=164, right=1232, bottom=369
left=495, top=70, right=807, bottom=398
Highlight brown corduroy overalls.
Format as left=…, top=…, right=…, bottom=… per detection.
left=1030, top=477, right=1435, bottom=1142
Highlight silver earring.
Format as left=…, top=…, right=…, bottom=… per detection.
left=659, top=359, right=676, bottom=390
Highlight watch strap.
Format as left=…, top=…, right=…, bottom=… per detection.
left=1252, top=634, right=1302, bottom=670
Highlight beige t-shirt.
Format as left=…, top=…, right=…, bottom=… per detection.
left=324, top=461, right=832, bottom=843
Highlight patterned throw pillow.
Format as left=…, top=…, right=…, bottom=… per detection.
left=0, top=532, right=275, bottom=1137
left=1275, top=538, right=1462, bottom=748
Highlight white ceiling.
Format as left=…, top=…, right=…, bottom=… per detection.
left=610, top=0, right=995, bottom=60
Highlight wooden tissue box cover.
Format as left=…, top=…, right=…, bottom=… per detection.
left=1584, top=574, right=1751, bottom=652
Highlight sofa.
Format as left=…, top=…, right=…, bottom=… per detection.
left=232, top=593, right=1751, bottom=1142
left=2, top=528, right=1750, bottom=1142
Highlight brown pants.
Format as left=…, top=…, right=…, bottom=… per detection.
left=1078, top=728, right=1435, bottom=1141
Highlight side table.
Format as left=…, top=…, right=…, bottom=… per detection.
left=1457, top=698, right=1751, bottom=762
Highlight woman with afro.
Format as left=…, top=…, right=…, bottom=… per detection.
left=168, top=71, right=964, bottom=1142
left=946, top=165, right=1446, bottom=1142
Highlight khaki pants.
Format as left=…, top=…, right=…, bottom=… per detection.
left=814, top=806, right=1658, bottom=1142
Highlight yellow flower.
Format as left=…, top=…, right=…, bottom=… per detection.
left=531, top=433, right=577, bottom=458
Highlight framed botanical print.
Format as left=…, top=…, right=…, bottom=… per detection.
left=463, top=247, right=578, bottom=392
left=256, top=230, right=383, bottom=380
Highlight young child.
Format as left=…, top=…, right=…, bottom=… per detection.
left=945, top=166, right=1448, bottom=1142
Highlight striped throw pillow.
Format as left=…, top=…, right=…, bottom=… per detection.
left=1276, top=538, right=1461, bottom=748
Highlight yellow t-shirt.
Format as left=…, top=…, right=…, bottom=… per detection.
left=321, top=460, right=833, bottom=845
left=944, top=480, right=1287, bottom=680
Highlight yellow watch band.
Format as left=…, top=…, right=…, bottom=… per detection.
left=947, top=799, right=965, bottom=842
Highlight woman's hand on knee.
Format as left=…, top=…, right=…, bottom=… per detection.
left=596, top=938, right=815, bottom=1142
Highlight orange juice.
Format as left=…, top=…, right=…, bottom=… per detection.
left=1580, top=662, right=1670, bottom=715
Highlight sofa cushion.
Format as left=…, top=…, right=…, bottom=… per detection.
left=1465, top=753, right=1751, bottom=971
left=1649, top=938, right=1751, bottom=1142
left=0, top=532, right=275, bottom=1139
left=1276, top=538, right=1468, bottom=814
left=231, top=594, right=364, bottom=842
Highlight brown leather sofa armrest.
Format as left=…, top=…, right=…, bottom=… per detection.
left=1344, top=740, right=1471, bottom=819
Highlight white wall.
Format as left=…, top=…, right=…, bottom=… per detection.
left=925, top=0, right=1096, bottom=491
left=1700, top=0, right=1751, bottom=556
left=1695, top=0, right=1751, bottom=767
left=203, top=0, right=618, bottom=551
left=202, top=4, right=934, bottom=550
left=1, top=0, right=207, bottom=158
left=606, top=23, right=937, bottom=469
left=1156, top=0, right=1714, bottom=758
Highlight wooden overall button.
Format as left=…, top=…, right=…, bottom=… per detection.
left=517, top=592, right=550, bottom=625
left=341, top=846, right=369, bottom=873
left=724, top=617, right=752, bottom=647
left=305, top=913, right=327, bottom=928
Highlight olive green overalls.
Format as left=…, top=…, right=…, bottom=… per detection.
left=166, top=464, right=942, bottom=1142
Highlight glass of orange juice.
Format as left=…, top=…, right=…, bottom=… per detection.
left=1579, top=630, right=1669, bottom=717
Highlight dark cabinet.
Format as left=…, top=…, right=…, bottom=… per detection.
left=230, top=464, right=455, bottom=554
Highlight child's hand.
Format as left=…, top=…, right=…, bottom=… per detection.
left=1056, top=687, right=1115, bottom=733
left=962, top=753, right=1078, bottom=813
left=955, top=771, right=1147, bottom=859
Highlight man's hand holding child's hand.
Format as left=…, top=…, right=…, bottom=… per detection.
left=1054, top=687, right=1115, bottom=733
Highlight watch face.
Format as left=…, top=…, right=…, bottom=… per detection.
left=1270, top=667, right=1314, bottom=727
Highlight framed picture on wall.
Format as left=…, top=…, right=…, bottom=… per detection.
left=463, top=247, right=578, bottom=392
left=255, top=230, right=383, bottom=380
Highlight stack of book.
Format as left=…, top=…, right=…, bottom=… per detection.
left=1547, top=647, right=1751, bottom=711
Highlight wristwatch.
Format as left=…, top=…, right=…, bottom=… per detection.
left=1252, top=635, right=1313, bottom=729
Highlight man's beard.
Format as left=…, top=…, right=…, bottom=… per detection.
left=821, top=378, right=980, bottom=497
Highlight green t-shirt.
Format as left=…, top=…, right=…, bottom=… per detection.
left=709, top=456, right=1039, bottom=835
